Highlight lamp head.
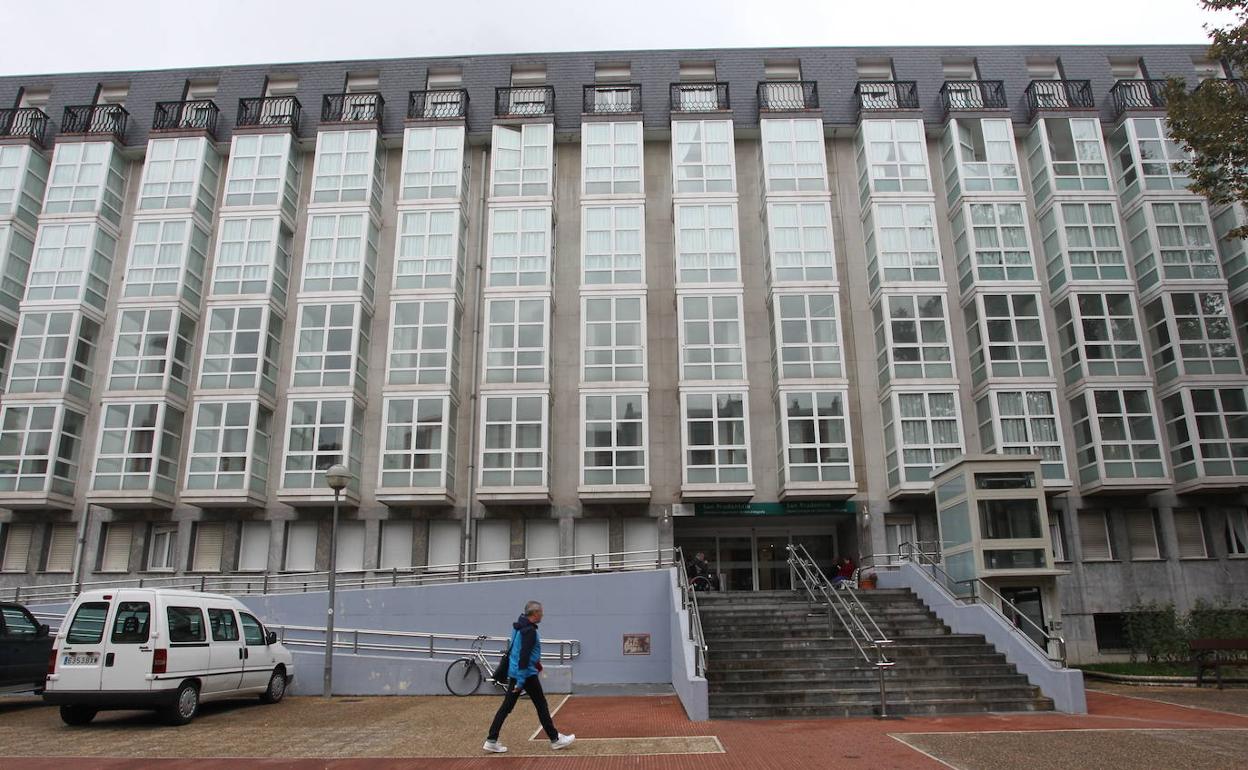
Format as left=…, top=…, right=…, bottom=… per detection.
left=325, top=463, right=351, bottom=492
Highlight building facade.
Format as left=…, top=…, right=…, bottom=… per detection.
left=0, top=45, right=1246, bottom=662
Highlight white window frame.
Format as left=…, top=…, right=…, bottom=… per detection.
left=760, top=118, right=828, bottom=193
left=1126, top=202, right=1219, bottom=289
left=777, top=388, right=853, bottom=485
left=401, top=125, right=465, bottom=201
left=773, top=292, right=843, bottom=380
left=965, top=293, right=1050, bottom=379
left=681, top=389, right=751, bottom=486
left=139, top=137, right=215, bottom=212
left=185, top=400, right=271, bottom=493
left=311, top=129, right=382, bottom=205
left=766, top=201, right=836, bottom=284
left=581, top=391, right=649, bottom=487
left=582, top=204, right=644, bottom=286
left=483, top=295, right=549, bottom=384
left=27, top=222, right=115, bottom=309
left=211, top=215, right=290, bottom=302
left=948, top=117, right=1020, bottom=194
left=291, top=302, right=371, bottom=391
left=675, top=202, right=741, bottom=285
left=977, top=389, right=1067, bottom=481
left=379, top=394, right=456, bottom=491
left=1055, top=293, right=1146, bottom=381
left=281, top=398, right=362, bottom=491
left=582, top=121, right=643, bottom=196
left=44, top=141, right=125, bottom=223
left=301, top=211, right=379, bottom=299
left=856, top=119, right=931, bottom=195
left=1162, top=387, right=1248, bottom=481
left=223, top=133, right=300, bottom=217
left=490, top=124, right=553, bottom=198
left=6, top=311, right=100, bottom=397
left=874, top=293, right=955, bottom=381
left=479, top=392, right=548, bottom=489
left=393, top=208, right=461, bottom=292
left=386, top=298, right=456, bottom=387
left=198, top=304, right=283, bottom=394
left=123, top=218, right=209, bottom=303
left=1145, top=292, right=1239, bottom=378
left=1035, top=117, right=1110, bottom=190
left=885, top=390, right=964, bottom=485
left=1044, top=201, right=1128, bottom=285
left=108, top=307, right=195, bottom=396
left=91, top=400, right=184, bottom=495
left=672, top=119, right=736, bottom=195
left=1069, top=389, right=1166, bottom=482
left=486, top=206, right=551, bottom=288
left=0, top=402, right=85, bottom=496
left=865, top=202, right=942, bottom=284
left=582, top=294, right=645, bottom=384
left=679, top=293, right=745, bottom=382
left=146, top=523, right=177, bottom=572
left=959, top=202, right=1035, bottom=284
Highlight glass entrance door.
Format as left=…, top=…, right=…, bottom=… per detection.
left=756, top=536, right=791, bottom=590
left=1000, top=586, right=1047, bottom=649
left=674, top=526, right=846, bottom=591
left=719, top=537, right=755, bottom=591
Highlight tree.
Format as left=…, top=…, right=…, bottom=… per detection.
left=1165, top=0, right=1248, bottom=237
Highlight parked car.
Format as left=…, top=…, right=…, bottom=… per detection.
left=0, top=602, right=53, bottom=694
left=43, top=589, right=294, bottom=726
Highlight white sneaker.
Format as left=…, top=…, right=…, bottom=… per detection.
left=551, top=733, right=576, bottom=750
left=482, top=740, right=508, bottom=753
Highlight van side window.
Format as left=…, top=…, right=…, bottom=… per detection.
left=66, top=602, right=109, bottom=644
left=207, top=608, right=239, bottom=642
left=110, top=602, right=151, bottom=643
left=2, top=606, right=38, bottom=637
left=239, top=612, right=265, bottom=645
left=167, top=606, right=206, bottom=644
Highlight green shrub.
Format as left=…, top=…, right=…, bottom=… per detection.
left=1123, top=600, right=1248, bottom=663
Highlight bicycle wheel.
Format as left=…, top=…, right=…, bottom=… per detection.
left=445, top=658, right=483, bottom=696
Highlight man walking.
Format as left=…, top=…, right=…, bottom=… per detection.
left=483, top=600, right=575, bottom=753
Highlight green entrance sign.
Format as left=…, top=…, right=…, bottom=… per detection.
left=693, top=500, right=857, bottom=516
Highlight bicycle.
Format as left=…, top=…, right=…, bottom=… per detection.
left=445, top=635, right=524, bottom=697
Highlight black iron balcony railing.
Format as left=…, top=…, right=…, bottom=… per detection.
left=1024, top=80, right=1095, bottom=118
left=1196, top=77, right=1248, bottom=98
left=670, top=82, right=730, bottom=112
left=322, top=92, right=384, bottom=124
left=495, top=86, right=555, bottom=118
left=236, top=96, right=302, bottom=130
left=0, top=107, right=49, bottom=145
left=583, top=84, right=642, bottom=114
left=757, top=80, right=819, bottom=111
left=939, top=80, right=1007, bottom=112
left=408, top=89, right=469, bottom=120
left=854, top=81, right=920, bottom=111
left=1110, top=79, right=1168, bottom=117
left=61, top=104, right=128, bottom=139
left=152, top=99, right=219, bottom=136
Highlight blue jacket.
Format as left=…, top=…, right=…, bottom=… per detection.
left=507, top=614, right=541, bottom=681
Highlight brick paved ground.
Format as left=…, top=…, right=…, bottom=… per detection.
left=0, top=686, right=1245, bottom=769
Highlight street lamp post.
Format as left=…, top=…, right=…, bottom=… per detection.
left=323, top=463, right=351, bottom=699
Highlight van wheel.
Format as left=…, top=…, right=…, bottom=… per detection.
left=260, top=667, right=287, bottom=704
left=59, top=705, right=97, bottom=726
left=165, top=681, right=200, bottom=726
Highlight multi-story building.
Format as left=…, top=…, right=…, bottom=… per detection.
left=0, top=46, right=1246, bottom=662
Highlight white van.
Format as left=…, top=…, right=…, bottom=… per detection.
left=43, top=588, right=294, bottom=726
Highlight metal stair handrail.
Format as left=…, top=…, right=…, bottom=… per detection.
left=786, top=543, right=894, bottom=717
left=0, top=548, right=678, bottom=605
left=895, top=542, right=1067, bottom=666
left=673, top=546, right=708, bottom=677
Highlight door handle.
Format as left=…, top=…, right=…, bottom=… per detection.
left=238, top=648, right=244, bottom=660
left=244, top=648, right=249, bottom=659
left=105, top=653, right=115, bottom=667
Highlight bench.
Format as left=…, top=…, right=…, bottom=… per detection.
left=1190, top=638, right=1248, bottom=689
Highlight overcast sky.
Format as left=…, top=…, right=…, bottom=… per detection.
left=0, top=0, right=1232, bottom=76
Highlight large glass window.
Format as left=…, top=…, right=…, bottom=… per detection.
left=1055, top=293, right=1145, bottom=382
left=675, top=203, right=739, bottom=284
left=123, top=219, right=208, bottom=304
left=0, top=145, right=47, bottom=230
left=778, top=390, right=851, bottom=484
left=394, top=209, right=460, bottom=292
left=680, top=294, right=745, bottom=381
left=282, top=398, right=362, bottom=490
left=884, top=391, right=963, bottom=485
left=491, top=124, right=552, bottom=197
left=683, top=391, right=750, bottom=484
left=583, top=295, right=644, bottom=383
left=1146, top=292, right=1239, bottom=380
left=582, top=204, right=643, bottom=285
left=487, top=206, right=550, bottom=287
left=774, top=293, right=841, bottom=379
left=27, top=222, right=115, bottom=309
left=1109, top=117, right=1189, bottom=196
left=312, top=130, right=381, bottom=204
left=108, top=308, right=195, bottom=397
left=211, top=216, right=290, bottom=302
left=857, top=119, right=929, bottom=196
left=185, top=400, right=271, bottom=492
left=1040, top=202, right=1127, bottom=289
left=480, top=393, right=547, bottom=487
left=199, top=305, right=282, bottom=394
left=760, top=119, right=826, bottom=192
left=223, top=133, right=299, bottom=217
left=582, top=122, right=642, bottom=196
left=484, top=296, right=548, bottom=384
left=582, top=392, right=647, bottom=485
left=1127, top=202, right=1219, bottom=289
left=965, top=294, right=1049, bottom=380
left=977, top=390, right=1066, bottom=480
left=292, top=302, right=370, bottom=390
left=388, top=299, right=456, bottom=386
left=401, top=126, right=464, bottom=200
left=139, top=137, right=217, bottom=214
left=1069, top=389, right=1165, bottom=482
left=7, top=311, right=99, bottom=396
left=865, top=202, right=941, bottom=284
left=673, top=120, right=735, bottom=194
left=44, top=142, right=125, bottom=224
left=946, top=118, right=1019, bottom=194
left=92, top=401, right=183, bottom=494
left=380, top=395, right=456, bottom=489
left=302, top=212, right=378, bottom=299
left=957, top=202, right=1034, bottom=284
left=874, top=294, right=953, bottom=382
left=1163, top=388, right=1248, bottom=481
left=766, top=202, right=835, bottom=283
left=0, top=403, right=84, bottom=495
left=0, top=226, right=34, bottom=317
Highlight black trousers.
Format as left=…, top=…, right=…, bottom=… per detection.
left=487, top=674, right=558, bottom=742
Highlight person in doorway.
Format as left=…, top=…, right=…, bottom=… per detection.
left=483, top=601, right=576, bottom=754
left=831, top=557, right=856, bottom=586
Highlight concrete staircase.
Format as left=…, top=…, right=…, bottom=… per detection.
left=700, top=589, right=1055, bottom=719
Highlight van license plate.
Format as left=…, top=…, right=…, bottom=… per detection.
left=62, top=653, right=97, bottom=666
